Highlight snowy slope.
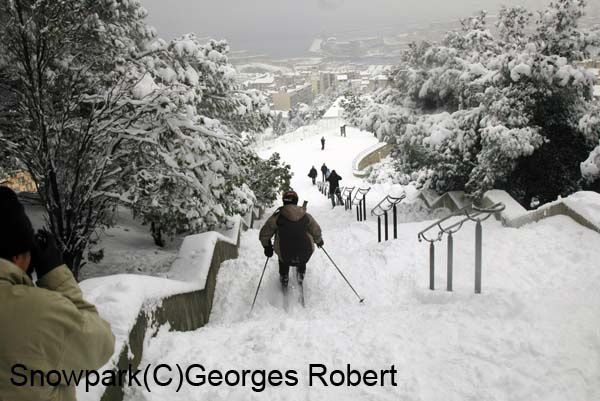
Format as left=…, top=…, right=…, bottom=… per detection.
left=124, top=127, right=600, bottom=401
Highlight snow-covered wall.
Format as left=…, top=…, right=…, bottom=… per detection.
left=482, top=190, right=600, bottom=234
left=80, top=210, right=260, bottom=401
left=352, top=142, right=393, bottom=177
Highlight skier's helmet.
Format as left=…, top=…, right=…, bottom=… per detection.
left=282, top=190, right=299, bottom=205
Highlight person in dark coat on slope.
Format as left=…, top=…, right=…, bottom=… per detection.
left=320, top=163, right=328, bottom=182
left=326, top=170, right=343, bottom=207
left=308, top=166, right=318, bottom=185
left=321, top=136, right=325, bottom=150
left=259, top=191, right=323, bottom=288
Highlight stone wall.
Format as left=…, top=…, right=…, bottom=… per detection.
left=100, top=211, right=258, bottom=401
left=352, top=143, right=394, bottom=177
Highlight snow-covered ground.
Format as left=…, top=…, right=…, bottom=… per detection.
left=123, top=127, right=600, bottom=401
left=80, top=208, right=182, bottom=280
left=21, top=204, right=180, bottom=281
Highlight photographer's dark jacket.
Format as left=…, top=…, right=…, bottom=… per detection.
left=0, top=259, right=115, bottom=401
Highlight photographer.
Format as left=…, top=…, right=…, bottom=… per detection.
left=0, top=186, right=115, bottom=401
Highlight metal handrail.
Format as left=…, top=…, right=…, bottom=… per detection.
left=417, top=202, right=504, bottom=242
left=416, top=201, right=505, bottom=294
left=341, top=186, right=354, bottom=198
left=371, top=193, right=406, bottom=216
left=466, top=203, right=506, bottom=222
left=437, top=203, right=505, bottom=235
left=417, top=205, right=471, bottom=242
left=351, top=187, right=370, bottom=205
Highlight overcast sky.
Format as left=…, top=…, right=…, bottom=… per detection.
left=141, top=0, right=552, bottom=57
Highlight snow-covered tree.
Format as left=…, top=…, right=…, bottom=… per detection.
left=340, top=90, right=367, bottom=126
left=272, top=90, right=340, bottom=136
left=117, top=34, right=272, bottom=246
left=239, top=152, right=292, bottom=209
left=355, top=1, right=600, bottom=207
left=272, top=112, right=289, bottom=136
left=0, top=1, right=280, bottom=274
left=0, top=0, right=155, bottom=277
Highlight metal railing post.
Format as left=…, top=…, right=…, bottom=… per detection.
left=429, top=242, right=435, bottom=290
left=377, top=216, right=381, bottom=243
left=418, top=201, right=504, bottom=294
left=393, top=204, right=397, bottom=239
left=356, top=205, right=360, bottom=221
left=475, top=220, right=482, bottom=294
left=384, top=210, right=389, bottom=241
left=447, top=233, right=453, bottom=292
left=362, top=195, right=367, bottom=220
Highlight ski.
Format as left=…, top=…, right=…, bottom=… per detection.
left=296, top=271, right=305, bottom=308
left=298, top=280, right=305, bottom=307
left=282, top=282, right=289, bottom=311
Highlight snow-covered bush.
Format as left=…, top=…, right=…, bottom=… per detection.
left=367, top=158, right=411, bottom=185
left=581, top=143, right=600, bottom=182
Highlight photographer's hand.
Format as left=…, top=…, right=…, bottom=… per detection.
left=31, top=230, right=64, bottom=278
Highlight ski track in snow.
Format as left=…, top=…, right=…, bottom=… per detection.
left=125, top=127, right=600, bottom=401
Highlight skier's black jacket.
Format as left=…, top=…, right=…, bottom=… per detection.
left=259, top=205, right=323, bottom=265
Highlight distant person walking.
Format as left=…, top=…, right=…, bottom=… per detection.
left=320, top=163, right=328, bottom=182
left=326, top=170, right=343, bottom=208
left=308, top=166, right=318, bottom=185
left=321, top=136, right=325, bottom=150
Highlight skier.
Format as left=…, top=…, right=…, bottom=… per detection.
left=321, top=136, right=325, bottom=150
left=326, top=170, right=343, bottom=207
left=259, top=190, right=323, bottom=289
left=320, top=163, right=328, bottom=182
left=308, top=166, right=318, bottom=185
left=0, top=186, right=115, bottom=401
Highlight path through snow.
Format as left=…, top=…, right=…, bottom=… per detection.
left=125, top=127, right=600, bottom=401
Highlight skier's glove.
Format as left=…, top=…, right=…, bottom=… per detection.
left=316, top=240, right=324, bottom=248
left=31, top=230, right=63, bottom=278
left=264, top=244, right=274, bottom=258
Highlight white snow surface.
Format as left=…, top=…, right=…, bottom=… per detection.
left=322, top=97, right=344, bottom=119
left=169, top=215, right=244, bottom=285
left=123, top=129, right=600, bottom=400
left=555, top=191, right=600, bottom=228
left=77, top=275, right=195, bottom=401
left=132, top=74, right=157, bottom=99
left=75, top=213, right=249, bottom=400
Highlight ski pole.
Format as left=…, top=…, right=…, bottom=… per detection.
left=250, top=257, right=270, bottom=314
left=321, top=247, right=365, bottom=303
